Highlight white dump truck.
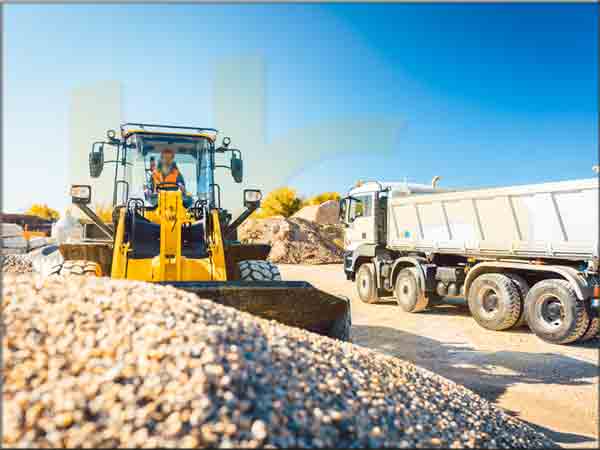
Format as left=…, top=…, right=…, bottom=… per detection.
left=340, top=177, right=599, bottom=344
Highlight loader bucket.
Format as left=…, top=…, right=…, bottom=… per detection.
left=162, top=280, right=352, bottom=341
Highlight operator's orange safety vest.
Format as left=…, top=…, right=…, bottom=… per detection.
left=152, top=165, right=181, bottom=189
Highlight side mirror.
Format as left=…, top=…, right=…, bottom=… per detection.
left=231, top=152, right=243, bottom=183
left=89, top=143, right=104, bottom=178
left=339, top=198, right=347, bottom=221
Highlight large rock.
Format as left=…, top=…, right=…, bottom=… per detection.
left=292, top=200, right=340, bottom=225
left=239, top=216, right=344, bottom=265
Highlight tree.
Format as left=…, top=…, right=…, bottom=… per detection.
left=304, top=191, right=340, bottom=206
left=93, top=203, right=113, bottom=223
left=256, top=187, right=303, bottom=218
left=26, top=204, right=60, bottom=221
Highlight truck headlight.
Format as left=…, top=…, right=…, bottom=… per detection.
left=71, top=185, right=91, bottom=204
left=244, top=189, right=262, bottom=209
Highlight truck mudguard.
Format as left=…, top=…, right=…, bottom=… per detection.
left=344, top=243, right=377, bottom=278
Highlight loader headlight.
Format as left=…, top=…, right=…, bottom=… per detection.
left=106, top=129, right=117, bottom=141
left=71, top=185, right=91, bottom=204
left=244, top=189, right=262, bottom=209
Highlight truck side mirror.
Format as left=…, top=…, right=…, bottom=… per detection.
left=89, top=143, right=104, bottom=178
left=339, top=198, right=347, bottom=222
left=231, top=152, right=243, bottom=183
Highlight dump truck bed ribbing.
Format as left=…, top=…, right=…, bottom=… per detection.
left=387, top=177, right=598, bottom=261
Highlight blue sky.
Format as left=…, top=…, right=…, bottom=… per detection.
left=3, top=3, right=598, bottom=212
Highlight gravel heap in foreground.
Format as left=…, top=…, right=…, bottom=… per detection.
left=1, top=253, right=33, bottom=273
left=3, top=275, right=555, bottom=448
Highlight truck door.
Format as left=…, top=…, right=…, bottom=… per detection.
left=345, top=193, right=376, bottom=251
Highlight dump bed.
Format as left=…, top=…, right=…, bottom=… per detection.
left=387, top=178, right=598, bottom=261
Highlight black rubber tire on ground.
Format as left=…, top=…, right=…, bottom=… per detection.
left=506, top=273, right=530, bottom=328
left=238, top=260, right=282, bottom=281
left=355, top=263, right=380, bottom=304
left=525, top=279, right=590, bottom=345
left=394, top=267, right=429, bottom=313
left=59, top=260, right=101, bottom=276
left=580, top=316, right=599, bottom=342
left=468, top=273, right=522, bottom=331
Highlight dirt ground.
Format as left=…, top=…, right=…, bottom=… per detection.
left=280, top=264, right=599, bottom=449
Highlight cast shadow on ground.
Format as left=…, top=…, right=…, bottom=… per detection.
left=351, top=324, right=598, bottom=446
left=402, top=296, right=598, bottom=345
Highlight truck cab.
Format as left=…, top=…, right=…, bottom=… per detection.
left=340, top=180, right=444, bottom=281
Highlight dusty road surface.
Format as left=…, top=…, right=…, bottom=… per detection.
left=280, top=264, right=599, bottom=449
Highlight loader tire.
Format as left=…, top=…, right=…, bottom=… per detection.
left=394, top=267, right=429, bottom=313
left=580, top=316, right=600, bottom=342
left=238, top=260, right=282, bottom=281
left=356, top=263, right=380, bottom=304
left=506, top=273, right=530, bottom=328
left=468, top=273, right=521, bottom=331
left=525, top=279, right=589, bottom=345
left=59, top=260, right=102, bottom=277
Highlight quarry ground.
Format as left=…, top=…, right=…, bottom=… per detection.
left=280, top=264, right=599, bottom=449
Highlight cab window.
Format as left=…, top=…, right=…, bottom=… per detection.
left=349, top=194, right=373, bottom=221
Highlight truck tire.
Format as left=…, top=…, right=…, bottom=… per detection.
left=506, top=273, right=530, bottom=328
left=468, top=273, right=522, bottom=331
left=580, top=316, right=599, bottom=342
left=238, top=260, right=282, bottom=281
left=355, top=263, right=380, bottom=304
left=59, top=260, right=102, bottom=277
left=394, top=267, right=429, bottom=313
left=525, top=279, right=589, bottom=345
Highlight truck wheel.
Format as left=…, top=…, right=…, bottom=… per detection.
left=394, top=267, right=429, bottom=313
left=580, top=316, right=599, bottom=342
left=355, top=263, right=380, bottom=304
left=506, top=273, right=530, bottom=328
left=525, top=279, right=589, bottom=345
left=468, top=273, right=521, bottom=331
left=238, top=260, right=282, bottom=281
left=60, top=260, right=102, bottom=277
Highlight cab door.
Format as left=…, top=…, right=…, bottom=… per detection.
left=344, top=192, right=376, bottom=251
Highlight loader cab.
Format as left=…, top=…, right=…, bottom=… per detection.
left=127, top=131, right=215, bottom=209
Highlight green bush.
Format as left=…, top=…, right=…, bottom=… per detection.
left=303, top=191, right=340, bottom=206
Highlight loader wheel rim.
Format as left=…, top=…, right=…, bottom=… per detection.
left=539, top=295, right=564, bottom=328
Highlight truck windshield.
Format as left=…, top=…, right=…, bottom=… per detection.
left=128, top=134, right=212, bottom=205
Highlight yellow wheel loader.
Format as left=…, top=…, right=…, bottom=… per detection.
left=35, top=123, right=350, bottom=340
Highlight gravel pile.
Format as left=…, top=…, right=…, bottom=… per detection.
left=3, top=274, right=555, bottom=448
left=1, top=253, right=33, bottom=273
